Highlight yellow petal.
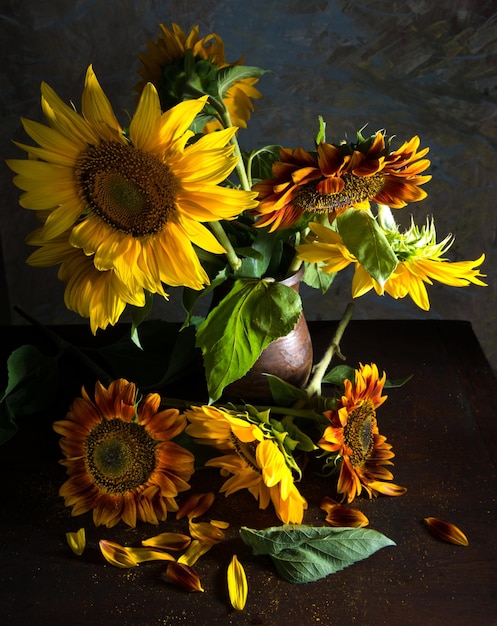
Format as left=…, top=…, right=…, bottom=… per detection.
left=189, top=520, right=226, bottom=545
left=423, top=517, right=469, bottom=546
left=142, top=532, right=191, bottom=551
left=66, top=528, right=86, bottom=555
left=125, top=547, right=176, bottom=563
left=165, top=562, right=204, bottom=592
left=227, top=555, right=248, bottom=611
left=99, top=539, right=138, bottom=568
left=177, top=540, right=212, bottom=566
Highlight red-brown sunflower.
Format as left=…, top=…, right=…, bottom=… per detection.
left=318, top=363, right=406, bottom=503
left=252, top=132, right=431, bottom=231
left=53, top=379, right=195, bottom=527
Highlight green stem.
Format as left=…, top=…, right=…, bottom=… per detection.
left=219, top=108, right=252, bottom=192
left=304, top=302, right=354, bottom=398
left=209, top=220, right=242, bottom=272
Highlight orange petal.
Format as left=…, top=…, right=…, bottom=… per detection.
left=321, top=502, right=369, bottom=528
left=165, top=562, right=204, bottom=592
left=176, top=492, right=215, bottom=520
left=423, top=517, right=469, bottom=546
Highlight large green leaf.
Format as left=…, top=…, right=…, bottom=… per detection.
left=302, top=261, right=336, bottom=293
left=337, top=208, right=397, bottom=287
left=0, top=345, right=58, bottom=445
left=240, top=524, right=396, bottom=584
left=196, top=279, right=302, bottom=402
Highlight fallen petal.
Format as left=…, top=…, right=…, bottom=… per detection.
left=368, top=481, right=408, bottom=497
left=177, top=539, right=212, bottom=566
left=176, top=492, right=215, bottom=520
left=99, top=539, right=138, bottom=568
left=142, top=532, right=191, bottom=551
left=66, top=528, right=86, bottom=556
left=228, top=555, right=248, bottom=611
left=165, top=562, right=204, bottom=592
left=126, top=547, right=176, bottom=563
left=423, top=517, right=469, bottom=546
left=189, top=520, right=226, bottom=545
left=321, top=503, right=369, bottom=528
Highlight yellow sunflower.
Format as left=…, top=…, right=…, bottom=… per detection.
left=252, top=132, right=431, bottom=231
left=136, top=22, right=262, bottom=129
left=297, top=220, right=486, bottom=310
left=7, top=65, right=258, bottom=328
left=53, top=379, right=195, bottom=528
left=318, top=363, right=406, bottom=503
left=184, top=405, right=307, bottom=524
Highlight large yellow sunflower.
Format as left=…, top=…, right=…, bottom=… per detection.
left=136, top=23, right=262, bottom=129
left=53, top=379, right=195, bottom=528
left=252, top=132, right=431, bottom=231
left=184, top=405, right=307, bottom=524
left=7, top=65, right=258, bottom=328
left=318, top=363, right=406, bottom=503
left=297, top=220, right=486, bottom=310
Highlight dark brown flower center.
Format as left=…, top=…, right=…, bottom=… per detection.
left=293, top=172, right=385, bottom=214
left=75, top=142, right=179, bottom=236
left=230, top=431, right=261, bottom=474
left=342, top=400, right=375, bottom=467
left=84, top=418, right=157, bottom=494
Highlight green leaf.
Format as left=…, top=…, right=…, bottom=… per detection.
left=302, top=262, right=336, bottom=293
left=385, top=374, right=413, bottom=388
left=130, top=291, right=154, bottom=349
left=246, top=145, right=281, bottom=182
left=196, top=279, right=302, bottom=402
left=240, top=524, right=396, bottom=584
left=265, top=374, right=309, bottom=406
left=236, top=230, right=278, bottom=279
left=322, top=364, right=356, bottom=387
left=0, top=345, right=58, bottom=445
left=217, top=65, right=268, bottom=99
left=337, top=208, right=397, bottom=287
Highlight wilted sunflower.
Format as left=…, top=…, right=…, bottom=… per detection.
left=252, top=132, right=431, bottom=231
left=297, top=220, right=486, bottom=310
left=184, top=405, right=307, bottom=524
left=318, top=363, right=406, bottom=503
left=7, top=65, right=258, bottom=331
left=136, top=22, right=262, bottom=129
left=53, top=379, right=195, bottom=528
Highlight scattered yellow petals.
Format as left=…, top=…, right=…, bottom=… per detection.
left=176, top=492, right=215, bottom=520
left=320, top=499, right=369, bottom=528
left=165, top=562, right=204, bottom=592
left=66, top=528, right=86, bottom=555
left=99, top=539, right=138, bottom=568
left=189, top=520, right=226, bottom=545
left=423, top=517, right=469, bottom=546
left=368, top=481, right=408, bottom=497
left=178, top=540, right=212, bottom=566
left=227, top=555, right=248, bottom=611
left=210, top=519, right=230, bottom=530
left=142, top=532, right=191, bottom=551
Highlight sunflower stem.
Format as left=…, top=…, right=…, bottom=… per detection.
left=304, top=302, right=355, bottom=398
left=218, top=108, right=252, bottom=192
left=210, top=220, right=242, bottom=272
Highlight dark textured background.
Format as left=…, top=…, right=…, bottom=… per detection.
left=1, top=0, right=496, bottom=371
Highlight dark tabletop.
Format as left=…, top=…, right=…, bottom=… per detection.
left=1, top=320, right=496, bottom=626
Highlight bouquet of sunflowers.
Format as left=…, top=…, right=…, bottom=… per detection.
left=4, top=22, right=482, bottom=597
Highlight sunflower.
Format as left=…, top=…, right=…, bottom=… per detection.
left=184, top=405, right=307, bottom=524
left=136, top=22, right=262, bottom=129
left=252, top=132, right=431, bottom=231
left=297, top=220, right=486, bottom=310
left=318, top=363, right=406, bottom=503
left=53, top=379, right=195, bottom=528
left=7, top=65, right=258, bottom=330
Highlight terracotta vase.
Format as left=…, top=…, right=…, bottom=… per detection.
left=223, top=268, right=313, bottom=404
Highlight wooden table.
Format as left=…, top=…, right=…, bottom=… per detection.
left=1, top=320, right=496, bottom=626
